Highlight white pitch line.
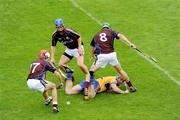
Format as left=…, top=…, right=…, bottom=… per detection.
left=70, top=0, right=102, bottom=25
left=69, top=0, right=180, bottom=86
left=136, top=52, right=180, bottom=86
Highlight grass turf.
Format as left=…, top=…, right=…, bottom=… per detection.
left=0, top=0, right=179, bottom=120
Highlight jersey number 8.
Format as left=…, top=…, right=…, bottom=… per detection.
left=99, top=33, right=107, bottom=42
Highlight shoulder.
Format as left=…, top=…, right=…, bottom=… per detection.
left=52, top=30, right=58, bottom=37
left=65, top=28, right=79, bottom=35
left=45, top=61, right=52, bottom=66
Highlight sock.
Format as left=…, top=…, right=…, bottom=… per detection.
left=66, top=73, right=73, bottom=79
left=126, top=80, right=133, bottom=88
left=89, top=71, right=94, bottom=79
left=52, top=102, right=58, bottom=107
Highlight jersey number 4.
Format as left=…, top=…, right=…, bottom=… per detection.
left=99, top=33, right=107, bottom=42
left=31, top=63, right=40, bottom=73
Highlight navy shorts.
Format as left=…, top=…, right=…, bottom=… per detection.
left=79, top=79, right=99, bottom=94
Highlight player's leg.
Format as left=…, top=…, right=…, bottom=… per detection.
left=64, top=72, right=82, bottom=95
left=77, top=55, right=90, bottom=80
left=58, top=53, right=72, bottom=72
left=76, top=55, right=90, bottom=100
left=45, top=81, right=59, bottom=113
left=114, top=65, right=137, bottom=92
left=109, top=52, right=136, bottom=92
left=43, top=90, right=52, bottom=106
left=89, top=54, right=107, bottom=79
left=27, top=79, right=51, bottom=103
left=66, top=83, right=83, bottom=95
left=89, top=64, right=100, bottom=79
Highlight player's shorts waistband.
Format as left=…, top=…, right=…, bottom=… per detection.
left=28, top=79, right=41, bottom=81
left=98, top=51, right=116, bottom=55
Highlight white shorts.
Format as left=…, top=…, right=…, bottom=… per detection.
left=27, top=79, right=48, bottom=92
left=94, top=52, right=120, bottom=68
left=64, top=46, right=84, bottom=58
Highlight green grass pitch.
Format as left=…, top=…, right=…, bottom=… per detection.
left=0, top=0, right=179, bottom=120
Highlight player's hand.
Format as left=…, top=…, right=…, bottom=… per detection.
left=124, top=89, right=129, bottom=94
left=50, top=58, right=55, bottom=65
left=56, top=82, right=64, bottom=89
left=130, top=43, right=136, bottom=49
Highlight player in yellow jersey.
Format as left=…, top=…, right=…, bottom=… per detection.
left=64, top=73, right=136, bottom=99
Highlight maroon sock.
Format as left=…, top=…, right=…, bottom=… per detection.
left=84, top=81, right=90, bottom=96
left=126, top=81, right=133, bottom=87
left=85, top=81, right=90, bottom=88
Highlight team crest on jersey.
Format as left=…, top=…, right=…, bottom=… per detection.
left=58, top=38, right=62, bottom=41
left=62, top=39, right=73, bottom=45
left=66, top=36, right=70, bottom=40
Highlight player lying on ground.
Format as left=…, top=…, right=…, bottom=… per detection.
left=26, top=50, right=63, bottom=113
left=64, top=73, right=137, bottom=99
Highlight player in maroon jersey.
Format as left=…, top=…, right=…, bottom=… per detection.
left=27, top=50, right=63, bottom=113
left=89, top=23, right=137, bottom=92
left=50, top=18, right=90, bottom=100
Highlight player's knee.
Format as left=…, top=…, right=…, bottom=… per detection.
left=51, top=83, right=56, bottom=88
left=122, top=74, right=129, bottom=81
left=119, top=70, right=129, bottom=81
left=58, top=63, right=64, bottom=68
left=65, top=90, right=73, bottom=95
left=77, top=62, right=84, bottom=68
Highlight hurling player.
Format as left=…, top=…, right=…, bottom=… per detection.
left=50, top=18, right=90, bottom=99
left=27, top=50, right=63, bottom=113
left=89, top=23, right=137, bottom=92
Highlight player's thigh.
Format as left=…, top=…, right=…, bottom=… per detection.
left=109, top=52, right=120, bottom=66
left=71, top=85, right=82, bottom=94
left=59, top=54, right=71, bottom=66
left=90, top=64, right=100, bottom=72
left=27, top=79, right=45, bottom=92
left=76, top=55, right=85, bottom=66
left=94, top=54, right=108, bottom=68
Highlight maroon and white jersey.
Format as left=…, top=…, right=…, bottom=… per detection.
left=52, top=28, right=83, bottom=49
left=90, top=28, right=119, bottom=54
left=27, top=58, right=56, bottom=80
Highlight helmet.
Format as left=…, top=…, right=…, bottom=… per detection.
left=39, top=50, right=50, bottom=58
left=55, top=18, right=64, bottom=27
left=102, top=22, right=110, bottom=28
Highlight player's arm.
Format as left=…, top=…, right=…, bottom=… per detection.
left=117, top=33, right=136, bottom=49
left=51, top=34, right=58, bottom=64
left=46, top=62, right=63, bottom=88
left=77, top=37, right=83, bottom=56
left=50, top=46, right=56, bottom=63
left=111, top=82, right=129, bottom=94
left=54, top=70, right=63, bottom=88
left=88, top=84, right=97, bottom=99
left=90, top=38, right=96, bottom=58
left=91, top=47, right=96, bottom=58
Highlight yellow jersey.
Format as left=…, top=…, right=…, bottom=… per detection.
left=97, top=76, right=116, bottom=93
